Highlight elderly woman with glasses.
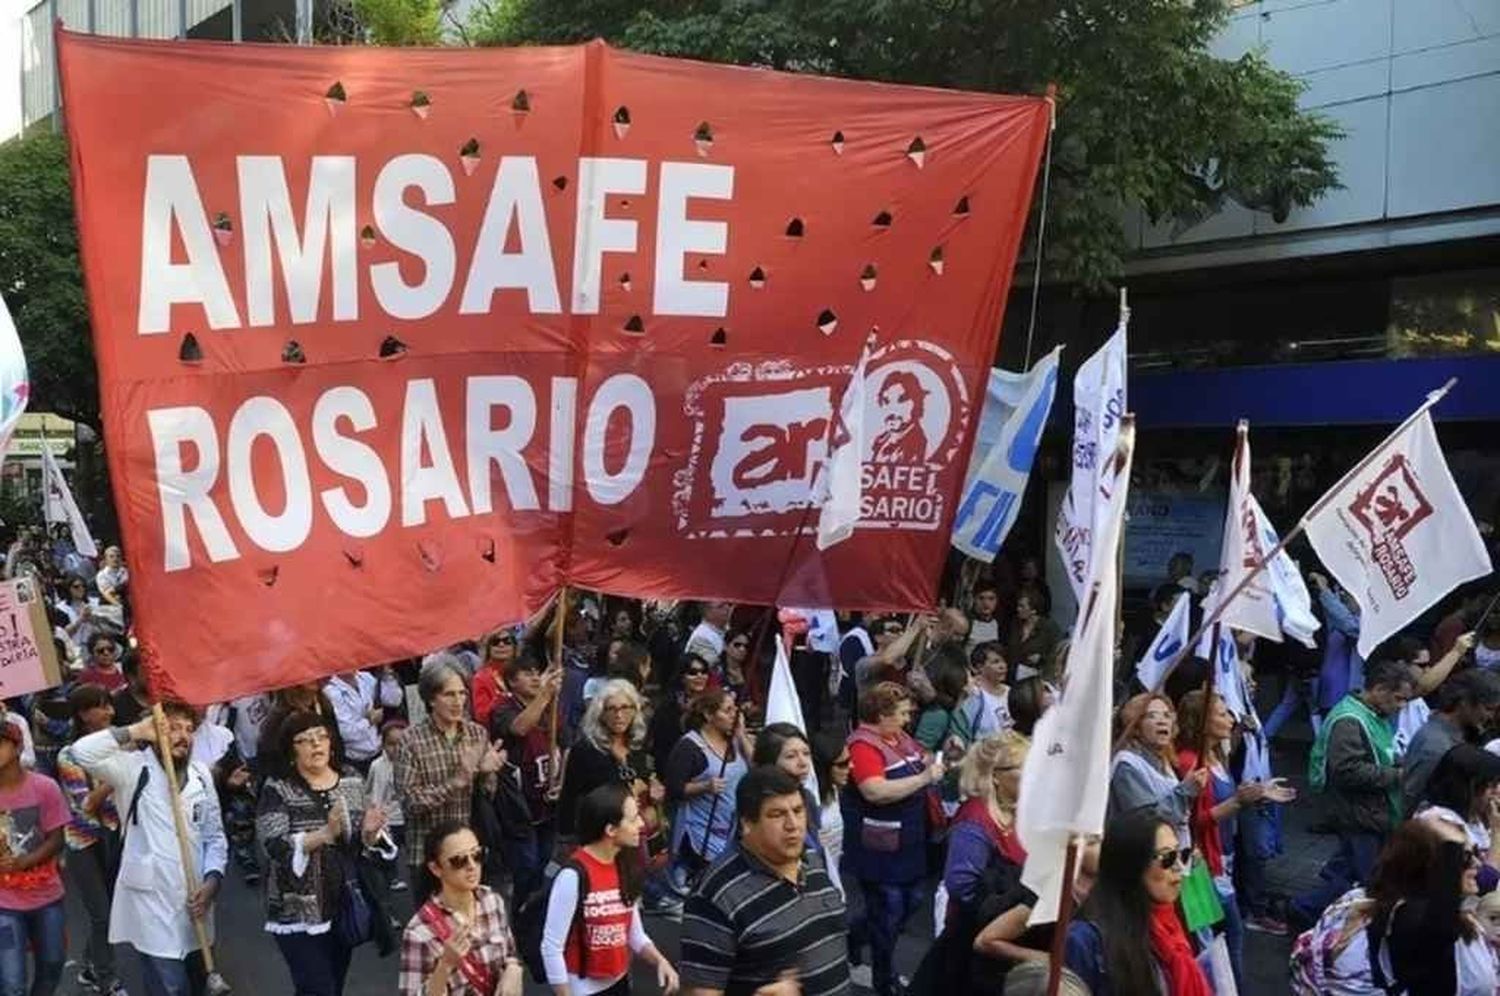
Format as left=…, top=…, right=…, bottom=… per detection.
left=400, top=819, right=525, bottom=996
left=258, top=711, right=392, bottom=995
left=471, top=629, right=520, bottom=729
left=557, top=679, right=664, bottom=843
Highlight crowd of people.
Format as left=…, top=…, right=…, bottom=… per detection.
left=0, top=522, right=1498, bottom=996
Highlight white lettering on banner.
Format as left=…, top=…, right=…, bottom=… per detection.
left=137, top=155, right=737, bottom=334
left=237, top=156, right=358, bottom=327
left=146, top=375, right=659, bottom=571
left=1054, top=322, right=1126, bottom=597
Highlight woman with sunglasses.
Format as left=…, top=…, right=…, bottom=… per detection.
left=77, top=635, right=128, bottom=693
left=648, top=655, right=712, bottom=780
left=54, top=575, right=99, bottom=664
left=718, top=628, right=752, bottom=702
left=1108, top=694, right=1206, bottom=847
left=1064, top=809, right=1212, bottom=996
left=542, top=783, right=679, bottom=996
left=472, top=630, right=520, bottom=730
left=812, top=733, right=851, bottom=891
left=400, top=819, right=525, bottom=996
left=664, top=690, right=751, bottom=892
left=257, top=711, right=391, bottom=995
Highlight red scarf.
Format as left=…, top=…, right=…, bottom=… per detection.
left=418, top=896, right=494, bottom=995
left=1175, top=748, right=1223, bottom=876
left=953, top=798, right=1027, bottom=867
left=1148, top=902, right=1211, bottom=996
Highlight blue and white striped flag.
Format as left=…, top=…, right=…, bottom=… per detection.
left=1136, top=592, right=1191, bottom=693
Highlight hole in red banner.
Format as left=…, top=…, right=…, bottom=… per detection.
left=324, top=81, right=346, bottom=116
left=459, top=138, right=480, bottom=175
left=612, top=106, right=631, bottom=138
left=360, top=224, right=377, bottom=248
left=694, top=121, right=714, bottom=156
left=479, top=537, right=496, bottom=563
left=785, top=218, right=804, bottom=239
left=606, top=528, right=630, bottom=547
left=953, top=195, right=971, bottom=217
left=618, top=272, right=632, bottom=292
left=552, top=175, right=568, bottom=192
left=178, top=333, right=203, bottom=364
left=342, top=547, right=363, bottom=568
left=907, top=136, right=926, bottom=168
left=258, top=565, right=279, bottom=587
left=929, top=245, right=945, bottom=274
left=623, top=315, right=645, bottom=335
left=511, top=89, right=530, bottom=113
left=748, top=266, right=767, bottom=289
left=282, top=340, right=306, bottom=364
left=816, top=309, right=838, bottom=336
left=831, top=130, right=845, bottom=155
left=872, top=210, right=893, bottom=229
left=860, top=264, right=877, bottom=291
left=212, top=212, right=233, bottom=247
left=697, top=258, right=710, bottom=271
left=379, top=335, right=407, bottom=359
left=410, top=90, right=431, bottom=119
left=417, top=541, right=442, bottom=572
left=709, top=327, right=727, bottom=348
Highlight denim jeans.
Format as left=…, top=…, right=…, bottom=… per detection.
left=502, top=825, right=555, bottom=903
left=0, top=901, right=65, bottom=996
left=1263, top=676, right=1322, bottom=740
left=63, top=840, right=119, bottom=985
left=138, top=949, right=207, bottom=996
left=273, top=931, right=354, bottom=996
left=1291, top=830, right=1384, bottom=927
left=861, top=880, right=923, bottom=996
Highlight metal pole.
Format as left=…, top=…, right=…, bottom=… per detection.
left=177, top=0, right=187, bottom=39
left=48, top=0, right=59, bottom=134
left=86, top=0, right=94, bottom=34
left=129, top=0, right=138, bottom=38
left=231, top=0, right=241, bottom=41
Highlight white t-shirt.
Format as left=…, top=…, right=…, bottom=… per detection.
left=964, top=686, right=1012, bottom=738
left=966, top=618, right=1000, bottom=655
left=1475, top=643, right=1500, bottom=670
left=684, top=621, right=726, bottom=664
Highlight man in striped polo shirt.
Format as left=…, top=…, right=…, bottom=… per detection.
left=681, top=766, right=851, bottom=996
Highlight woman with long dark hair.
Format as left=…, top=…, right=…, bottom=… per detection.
left=718, top=627, right=752, bottom=702
left=1007, top=678, right=1053, bottom=740
left=1415, top=743, right=1500, bottom=881
left=648, top=656, right=711, bottom=779
left=1064, top=809, right=1211, bottom=995
left=754, top=722, right=820, bottom=849
left=54, top=684, right=122, bottom=994
left=664, top=690, right=751, bottom=890
left=542, top=783, right=678, bottom=996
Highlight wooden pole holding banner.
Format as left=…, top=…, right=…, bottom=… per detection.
left=549, top=586, right=569, bottom=751
left=1160, top=378, right=1460, bottom=686
left=150, top=703, right=230, bottom=993
left=1044, top=835, right=1082, bottom=996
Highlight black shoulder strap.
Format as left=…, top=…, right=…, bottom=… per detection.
left=126, top=765, right=150, bottom=829
left=566, top=858, right=591, bottom=977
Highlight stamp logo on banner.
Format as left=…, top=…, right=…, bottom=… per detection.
left=676, top=338, right=970, bottom=538
left=1348, top=454, right=1434, bottom=600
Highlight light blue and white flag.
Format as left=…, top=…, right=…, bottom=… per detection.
left=952, top=346, right=1061, bottom=562
left=1250, top=496, right=1320, bottom=648
left=0, top=293, right=30, bottom=468
left=1136, top=592, right=1191, bottom=693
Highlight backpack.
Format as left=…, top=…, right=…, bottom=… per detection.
left=513, top=857, right=591, bottom=985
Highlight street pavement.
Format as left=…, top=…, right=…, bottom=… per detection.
left=51, top=682, right=1331, bottom=996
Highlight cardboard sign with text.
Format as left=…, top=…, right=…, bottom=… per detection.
left=0, top=578, right=63, bottom=699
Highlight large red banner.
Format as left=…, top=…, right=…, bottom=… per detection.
left=57, top=31, right=1049, bottom=703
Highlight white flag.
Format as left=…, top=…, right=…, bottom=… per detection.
left=0, top=293, right=30, bottom=465
left=815, top=340, right=871, bottom=550
left=1216, top=423, right=1282, bottom=642
left=41, top=443, right=98, bottom=558
left=1136, top=592, right=1191, bottom=693
left=1207, top=626, right=1251, bottom=720
left=765, top=635, right=820, bottom=798
left=952, top=347, right=1061, bottom=562
left=1249, top=497, right=1319, bottom=648
left=1020, top=419, right=1135, bottom=924
left=1053, top=319, right=1127, bottom=599
left=1305, top=408, right=1491, bottom=659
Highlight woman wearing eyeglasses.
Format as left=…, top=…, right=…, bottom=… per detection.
left=542, top=783, right=679, bottom=996
left=718, top=627, right=752, bottom=702
left=557, top=680, right=663, bottom=843
left=1108, top=694, right=1206, bottom=848
left=257, top=711, right=392, bottom=995
left=472, top=630, right=520, bottom=730
left=664, top=690, right=751, bottom=892
left=400, top=820, right=526, bottom=996
left=1064, top=809, right=1212, bottom=996
left=648, top=656, right=712, bottom=780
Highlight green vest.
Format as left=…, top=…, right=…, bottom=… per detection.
left=1308, top=693, right=1401, bottom=828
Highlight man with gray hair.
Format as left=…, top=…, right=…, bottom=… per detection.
left=395, top=658, right=505, bottom=897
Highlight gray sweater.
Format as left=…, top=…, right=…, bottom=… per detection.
left=1107, top=746, right=1198, bottom=840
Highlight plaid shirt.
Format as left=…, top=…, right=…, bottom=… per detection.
left=394, top=718, right=495, bottom=872
left=399, top=885, right=517, bottom=995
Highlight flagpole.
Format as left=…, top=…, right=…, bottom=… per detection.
left=549, top=585, right=568, bottom=752
left=1044, top=835, right=1082, bottom=996
left=1163, top=378, right=1458, bottom=681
